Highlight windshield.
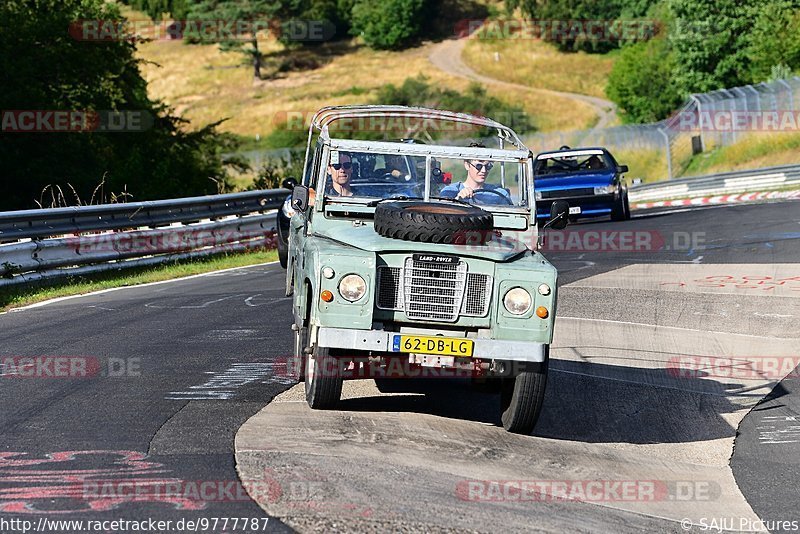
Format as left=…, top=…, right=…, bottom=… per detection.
left=534, top=151, right=610, bottom=176
left=322, top=150, right=526, bottom=208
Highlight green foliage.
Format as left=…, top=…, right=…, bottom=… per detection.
left=0, top=0, right=242, bottom=211
left=607, top=38, right=682, bottom=122
left=668, top=0, right=753, bottom=94
left=374, top=75, right=535, bottom=135
left=351, top=0, right=425, bottom=50
left=253, top=150, right=306, bottom=189
left=505, top=0, right=659, bottom=53
left=124, top=0, right=191, bottom=20
left=746, top=1, right=800, bottom=82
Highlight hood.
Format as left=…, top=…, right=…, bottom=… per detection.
left=314, top=223, right=530, bottom=262
left=534, top=172, right=614, bottom=190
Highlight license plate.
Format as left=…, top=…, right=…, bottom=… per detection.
left=392, top=335, right=474, bottom=357
left=569, top=206, right=582, bottom=214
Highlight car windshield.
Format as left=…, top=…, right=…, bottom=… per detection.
left=323, top=150, right=526, bottom=208
left=534, top=151, right=609, bottom=176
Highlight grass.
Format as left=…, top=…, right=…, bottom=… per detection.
left=613, top=148, right=668, bottom=184
left=461, top=32, right=617, bottom=100
left=130, top=8, right=598, bottom=145
left=0, top=249, right=277, bottom=313
left=681, top=132, right=800, bottom=177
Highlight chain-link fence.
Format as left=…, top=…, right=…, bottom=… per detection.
left=525, top=77, right=800, bottom=181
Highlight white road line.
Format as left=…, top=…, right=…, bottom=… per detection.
left=0, top=261, right=279, bottom=315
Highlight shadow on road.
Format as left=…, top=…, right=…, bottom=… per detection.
left=335, top=360, right=747, bottom=444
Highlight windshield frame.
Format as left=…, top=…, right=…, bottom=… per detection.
left=315, top=138, right=532, bottom=213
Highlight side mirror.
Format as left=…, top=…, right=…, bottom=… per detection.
left=547, top=200, right=570, bottom=230
left=291, top=185, right=309, bottom=212
left=617, top=165, right=629, bottom=174
left=282, top=177, right=297, bottom=190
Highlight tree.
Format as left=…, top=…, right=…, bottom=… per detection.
left=606, top=38, right=683, bottom=123
left=745, top=1, right=800, bottom=83
left=668, top=0, right=753, bottom=94
left=184, top=0, right=291, bottom=80
left=0, top=0, right=241, bottom=211
left=504, top=0, right=659, bottom=53
left=351, top=0, right=425, bottom=50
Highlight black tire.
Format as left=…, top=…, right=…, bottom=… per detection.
left=374, top=200, right=493, bottom=244
left=500, top=351, right=549, bottom=434
left=292, top=323, right=307, bottom=383
left=610, top=193, right=627, bottom=221
left=622, top=190, right=631, bottom=220
left=305, top=344, right=343, bottom=409
left=276, top=220, right=288, bottom=268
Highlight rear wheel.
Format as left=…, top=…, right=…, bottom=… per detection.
left=500, top=351, right=549, bottom=434
left=305, top=344, right=343, bottom=409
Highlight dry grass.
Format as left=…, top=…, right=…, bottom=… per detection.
left=461, top=35, right=615, bottom=99
left=682, top=132, right=800, bottom=177
left=129, top=0, right=598, bottom=140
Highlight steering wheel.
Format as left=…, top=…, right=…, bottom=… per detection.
left=472, top=188, right=513, bottom=205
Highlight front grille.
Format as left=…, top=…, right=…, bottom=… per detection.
left=540, top=187, right=594, bottom=199
left=376, top=260, right=492, bottom=321
left=462, top=273, right=493, bottom=316
left=376, top=266, right=402, bottom=310
left=403, top=257, right=467, bottom=322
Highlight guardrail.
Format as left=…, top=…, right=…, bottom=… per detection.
left=628, top=164, right=800, bottom=203
left=0, top=190, right=287, bottom=288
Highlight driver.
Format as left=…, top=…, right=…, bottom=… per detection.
left=325, top=151, right=354, bottom=197
left=438, top=149, right=511, bottom=205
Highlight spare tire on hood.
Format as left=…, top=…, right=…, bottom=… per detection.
left=374, top=200, right=494, bottom=244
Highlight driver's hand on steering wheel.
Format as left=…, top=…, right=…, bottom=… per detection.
left=456, top=186, right=475, bottom=200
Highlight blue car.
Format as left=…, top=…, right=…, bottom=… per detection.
left=533, top=147, right=631, bottom=222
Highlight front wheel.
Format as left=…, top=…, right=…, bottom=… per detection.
left=500, top=351, right=549, bottom=434
left=610, top=191, right=630, bottom=221
left=305, top=344, right=343, bottom=409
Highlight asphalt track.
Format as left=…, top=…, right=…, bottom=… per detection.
left=0, top=199, right=798, bottom=533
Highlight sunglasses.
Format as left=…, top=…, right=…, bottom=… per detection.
left=330, top=162, right=352, bottom=170
left=469, top=162, right=494, bottom=172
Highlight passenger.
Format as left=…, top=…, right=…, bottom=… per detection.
left=325, top=152, right=354, bottom=197
left=585, top=155, right=605, bottom=170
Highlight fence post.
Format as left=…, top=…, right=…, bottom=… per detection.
left=689, top=95, right=704, bottom=153
left=658, top=127, right=672, bottom=180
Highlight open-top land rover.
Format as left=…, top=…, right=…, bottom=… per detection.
left=285, top=106, right=569, bottom=434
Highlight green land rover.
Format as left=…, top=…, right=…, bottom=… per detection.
left=284, top=106, right=569, bottom=434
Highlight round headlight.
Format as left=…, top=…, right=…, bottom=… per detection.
left=503, top=287, right=532, bottom=315
left=538, top=283, right=551, bottom=296
left=339, top=274, right=367, bottom=302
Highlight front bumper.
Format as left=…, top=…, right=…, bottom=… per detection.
left=317, top=327, right=546, bottom=363
left=536, top=194, right=615, bottom=219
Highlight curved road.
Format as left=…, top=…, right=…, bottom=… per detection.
left=0, top=200, right=798, bottom=533
left=428, top=36, right=618, bottom=130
